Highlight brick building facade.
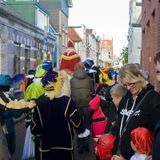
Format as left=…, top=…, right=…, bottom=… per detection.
left=142, top=0, right=160, bottom=90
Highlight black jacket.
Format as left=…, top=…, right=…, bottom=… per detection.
left=99, top=100, right=117, bottom=134
left=115, top=84, right=160, bottom=159
left=152, top=115, right=160, bottom=160
left=31, top=96, right=85, bottom=151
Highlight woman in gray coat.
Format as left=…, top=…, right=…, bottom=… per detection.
left=70, top=62, right=94, bottom=154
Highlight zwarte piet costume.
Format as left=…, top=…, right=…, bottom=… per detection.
left=31, top=71, right=90, bottom=160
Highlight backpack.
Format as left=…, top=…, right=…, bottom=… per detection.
left=89, top=95, right=108, bottom=137
left=96, top=84, right=112, bottom=101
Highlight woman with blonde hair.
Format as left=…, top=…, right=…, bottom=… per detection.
left=112, top=63, right=160, bottom=160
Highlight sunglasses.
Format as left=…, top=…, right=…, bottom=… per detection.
left=122, top=82, right=136, bottom=88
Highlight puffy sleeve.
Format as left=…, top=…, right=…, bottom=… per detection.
left=31, top=106, right=43, bottom=136
left=65, top=98, right=86, bottom=134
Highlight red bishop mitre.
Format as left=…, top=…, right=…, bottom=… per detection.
left=60, top=40, right=81, bottom=74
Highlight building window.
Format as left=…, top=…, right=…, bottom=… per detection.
left=35, top=7, right=49, bottom=31
left=108, top=52, right=111, bottom=58
left=62, top=26, right=67, bottom=46
left=146, top=20, right=150, bottom=27
left=142, top=28, right=145, bottom=34
left=152, top=9, right=155, bottom=17
left=144, top=8, right=146, bottom=18
left=25, top=47, right=30, bottom=74
left=13, top=43, right=21, bottom=74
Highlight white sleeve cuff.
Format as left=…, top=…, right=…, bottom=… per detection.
left=78, top=128, right=90, bottom=138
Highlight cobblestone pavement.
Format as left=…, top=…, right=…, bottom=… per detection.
left=74, top=132, right=97, bottom=160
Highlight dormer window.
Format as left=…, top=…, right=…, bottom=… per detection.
left=35, top=6, right=49, bottom=31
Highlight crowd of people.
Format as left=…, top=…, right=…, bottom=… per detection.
left=0, top=40, right=159, bottom=160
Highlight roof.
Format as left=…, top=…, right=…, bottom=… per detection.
left=68, top=27, right=82, bottom=42
left=36, top=2, right=50, bottom=15
left=101, top=39, right=113, bottom=47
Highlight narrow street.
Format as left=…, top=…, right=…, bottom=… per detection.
left=1, top=0, right=160, bottom=159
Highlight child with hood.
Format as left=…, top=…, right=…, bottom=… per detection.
left=130, top=127, right=153, bottom=160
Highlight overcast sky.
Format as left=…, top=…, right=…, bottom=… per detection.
left=68, top=0, right=129, bottom=56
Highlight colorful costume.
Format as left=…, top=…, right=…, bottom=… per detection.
left=24, top=61, right=52, bottom=101
left=31, top=71, right=90, bottom=160
left=60, top=40, right=81, bottom=75
left=99, top=68, right=117, bottom=86
left=99, top=68, right=110, bottom=85
left=0, top=74, right=22, bottom=158
left=83, top=58, right=100, bottom=93
left=0, top=62, right=54, bottom=111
